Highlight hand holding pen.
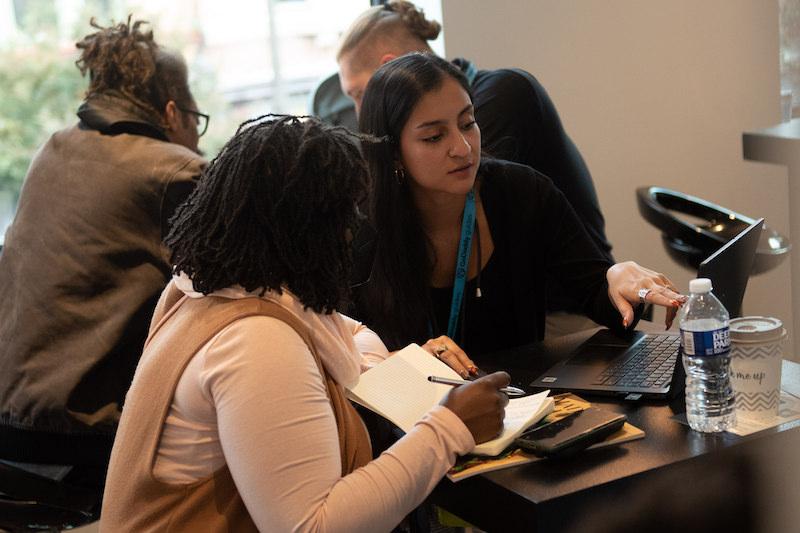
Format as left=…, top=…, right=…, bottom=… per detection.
left=437, top=371, right=512, bottom=443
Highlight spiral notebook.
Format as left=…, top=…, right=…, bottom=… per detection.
left=530, top=218, right=764, bottom=400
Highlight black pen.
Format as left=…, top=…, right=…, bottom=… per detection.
left=427, top=375, right=527, bottom=397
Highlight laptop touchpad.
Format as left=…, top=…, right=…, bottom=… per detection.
left=566, top=345, right=624, bottom=365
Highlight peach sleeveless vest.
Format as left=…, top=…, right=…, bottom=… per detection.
left=101, top=282, right=371, bottom=532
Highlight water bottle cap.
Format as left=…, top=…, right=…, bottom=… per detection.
left=689, top=278, right=712, bottom=293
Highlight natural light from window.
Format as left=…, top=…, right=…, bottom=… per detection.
left=0, top=0, right=377, bottom=238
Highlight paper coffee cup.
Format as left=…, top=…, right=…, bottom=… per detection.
left=729, top=316, right=786, bottom=420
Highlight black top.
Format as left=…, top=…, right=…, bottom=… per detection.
left=354, top=158, right=630, bottom=355
left=430, top=250, right=516, bottom=356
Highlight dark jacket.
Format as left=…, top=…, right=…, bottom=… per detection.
left=0, top=93, right=204, bottom=464
left=453, top=58, right=612, bottom=263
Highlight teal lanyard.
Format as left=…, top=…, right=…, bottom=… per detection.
left=447, top=189, right=476, bottom=339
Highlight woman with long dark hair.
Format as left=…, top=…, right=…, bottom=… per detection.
left=356, top=53, right=685, bottom=377
left=101, top=115, right=509, bottom=532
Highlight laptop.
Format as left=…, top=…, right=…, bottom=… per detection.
left=530, top=218, right=764, bottom=400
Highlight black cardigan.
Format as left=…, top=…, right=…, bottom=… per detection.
left=477, top=159, right=622, bottom=347
left=353, top=159, right=631, bottom=355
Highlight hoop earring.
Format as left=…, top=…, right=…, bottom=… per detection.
left=394, top=168, right=405, bottom=185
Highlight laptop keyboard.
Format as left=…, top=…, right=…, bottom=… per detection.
left=591, top=335, right=680, bottom=389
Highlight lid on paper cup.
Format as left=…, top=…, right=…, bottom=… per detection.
left=729, top=316, right=786, bottom=343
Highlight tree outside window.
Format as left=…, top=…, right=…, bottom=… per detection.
left=0, top=0, right=370, bottom=240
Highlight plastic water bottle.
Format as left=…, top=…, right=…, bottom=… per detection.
left=679, top=278, right=736, bottom=432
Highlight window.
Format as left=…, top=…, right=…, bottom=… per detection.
left=0, top=0, right=372, bottom=239
left=781, top=0, right=800, bottom=119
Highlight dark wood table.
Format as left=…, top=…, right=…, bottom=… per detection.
left=431, top=327, right=800, bottom=532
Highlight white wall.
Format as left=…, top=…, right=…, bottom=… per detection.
left=443, top=0, right=795, bottom=356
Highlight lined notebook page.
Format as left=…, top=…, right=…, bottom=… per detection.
left=348, top=344, right=552, bottom=456
left=348, top=344, right=460, bottom=431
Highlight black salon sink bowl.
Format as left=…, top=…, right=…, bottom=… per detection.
left=636, top=186, right=790, bottom=274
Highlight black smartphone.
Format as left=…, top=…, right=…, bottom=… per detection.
left=514, top=407, right=626, bottom=458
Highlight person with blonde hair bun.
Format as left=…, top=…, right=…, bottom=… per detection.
left=336, top=1, right=614, bottom=335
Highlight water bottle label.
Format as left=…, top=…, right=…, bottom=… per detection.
left=680, top=327, right=730, bottom=356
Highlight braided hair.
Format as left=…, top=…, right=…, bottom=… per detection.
left=336, top=1, right=441, bottom=63
left=75, top=16, right=192, bottom=118
left=166, top=115, right=370, bottom=314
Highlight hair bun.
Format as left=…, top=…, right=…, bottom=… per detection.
left=389, top=1, right=441, bottom=41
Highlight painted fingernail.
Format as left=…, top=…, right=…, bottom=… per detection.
left=622, top=317, right=629, bottom=328
left=468, top=365, right=479, bottom=376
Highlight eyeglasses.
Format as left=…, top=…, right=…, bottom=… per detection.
left=177, top=106, right=210, bottom=137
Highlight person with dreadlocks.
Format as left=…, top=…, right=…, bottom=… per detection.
left=0, top=17, right=205, bottom=489
left=100, top=115, right=509, bottom=532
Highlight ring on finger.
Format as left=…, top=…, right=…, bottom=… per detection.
left=434, top=344, right=448, bottom=359
left=638, top=287, right=652, bottom=304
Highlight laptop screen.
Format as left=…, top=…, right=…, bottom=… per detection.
left=696, top=218, right=764, bottom=318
